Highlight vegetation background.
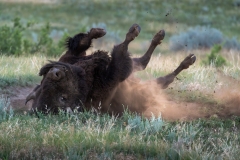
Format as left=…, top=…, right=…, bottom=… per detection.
left=0, top=0, right=240, bottom=159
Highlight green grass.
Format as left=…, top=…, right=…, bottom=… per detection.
left=0, top=102, right=240, bottom=159
left=0, top=55, right=50, bottom=90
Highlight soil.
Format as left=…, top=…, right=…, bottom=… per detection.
left=4, top=86, right=35, bottom=113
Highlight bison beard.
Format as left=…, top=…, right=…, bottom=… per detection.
left=26, top=24, right=196, bottom=116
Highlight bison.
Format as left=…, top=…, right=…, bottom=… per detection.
left=26, top=24, right=196, bottom=116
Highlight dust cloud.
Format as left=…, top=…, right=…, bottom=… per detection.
left=112, top=75, right=204, bottom=121
left=113, top=73, right=240, bottom=121
left=213, top=73, right=240, bottom=117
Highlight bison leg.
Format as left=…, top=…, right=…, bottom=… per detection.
left=107, top=24, right=141, bottom=82
left=157, top=54, right=196, bottom=89
left=75, top=28, right=106, bottom=54
left=88, top=28, right=106, bottom=39
left=132, top=30, right=165, bottom=72
left=59, top=28, right=106, bottom=63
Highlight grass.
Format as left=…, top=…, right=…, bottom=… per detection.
left=0, top=51, right=239, bottom=158
left=1, top=50, right=239, bottom=90
left=0, top=103, right=240, bottom=159
left=0, top=55, right=50, bottom=90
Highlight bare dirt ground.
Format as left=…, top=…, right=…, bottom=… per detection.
left=7, top=86, right=34, bottom=112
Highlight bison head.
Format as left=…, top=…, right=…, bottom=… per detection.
left=26, top=61, right=89, bottom=114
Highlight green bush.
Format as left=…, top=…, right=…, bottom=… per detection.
left=202, top=44, right=227, bottom=67
left=30, top=22, right=66, bottom=56
left=0, top=18, right=25, bottom=56
left=28, top=22, right=69, bottom=56
left=0, top=18, right=68, bottom=57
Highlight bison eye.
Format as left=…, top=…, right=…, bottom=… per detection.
left=60, top=97, right=66, bottom=101
left=59, top=96, right=67, bottom=103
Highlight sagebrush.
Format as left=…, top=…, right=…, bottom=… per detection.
left=169, top=26, right=240, bottom=51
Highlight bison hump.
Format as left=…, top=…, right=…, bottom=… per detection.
left=91, top=50, right=111, bottom=72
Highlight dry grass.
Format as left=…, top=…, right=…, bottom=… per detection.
left=0, top=55, right=54, bottom=89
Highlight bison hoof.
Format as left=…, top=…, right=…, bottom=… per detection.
left=89, top=28, right=106, bottom=39
left=181, top=54, right=196, bottom=69
left=152, top=30, right=165, bottom=45
left=126, top=24, right=141, bottom=41
left=129, top=24, right=141, bottom=36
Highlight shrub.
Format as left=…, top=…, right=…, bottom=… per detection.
left=224, top=37, right=240, bottom=51
left=0, top=18, right=68, bottom=57
left=0, top=18, right=26, bottom=56
left=30, top=22, right=67, bottom=57
left=170, top=26, right=240, bottom=52
left=202, top=44, right=227, bottom=67
left=169, top=26, right=224, bottom=51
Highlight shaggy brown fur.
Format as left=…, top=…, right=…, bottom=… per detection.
left=59, top=28, right=106, bottom=64
left=26, top=24, right=196, bottom=115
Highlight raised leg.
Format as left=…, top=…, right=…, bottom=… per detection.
left=157, top=54, right=196, bottom=89
left=85, top=24, right=141, bottom=112
left=132, top=29, right=165, bottom=72
left=106, top=24, right=141, bottom=83
left=59, top=28, right=106, bottom=64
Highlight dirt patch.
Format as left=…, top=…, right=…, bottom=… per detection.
left=213, top=71, right=240, bottom=117
left=5, top=86, right=35, bottom=112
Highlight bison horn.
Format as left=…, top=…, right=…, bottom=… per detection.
left=25, top=85, right=41, bottom=105
left=25, top=92, right=36, bottom=105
